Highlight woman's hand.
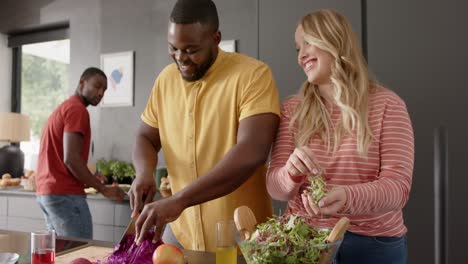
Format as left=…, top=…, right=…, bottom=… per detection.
left=302, top=187, right=347, bottom=217
left=285, top=147, right=320, bottom=179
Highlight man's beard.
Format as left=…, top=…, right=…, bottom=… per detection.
left=83, top=95, right=100, bottom=106
left=180, top=51, right=216, bottom=82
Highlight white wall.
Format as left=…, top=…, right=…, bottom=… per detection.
left=0, top=33, right=11, bottom=112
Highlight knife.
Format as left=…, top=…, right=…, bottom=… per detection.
left=117, top=216, right=137, bottom=245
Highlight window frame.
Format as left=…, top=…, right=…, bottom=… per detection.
left=8, top=21, right=69, bottom=113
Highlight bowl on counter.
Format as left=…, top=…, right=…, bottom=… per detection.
left=233, top=206, right=348, bottom=264
left=237, top=235, right=342, bottom=264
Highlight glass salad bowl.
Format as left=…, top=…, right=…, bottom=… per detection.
left=235, top=214, right=345, bottom=264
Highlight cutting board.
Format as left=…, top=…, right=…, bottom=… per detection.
left=55, top=246, right=113, bottom=264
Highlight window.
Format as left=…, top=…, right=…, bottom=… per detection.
left=8, top=23, right=70, bottom=171
left=20, top=39, right=70, bottom=170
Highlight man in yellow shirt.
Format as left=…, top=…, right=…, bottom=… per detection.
left=130, top=0, right=280, bottom=252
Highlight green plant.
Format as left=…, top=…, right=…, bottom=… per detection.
left=306, top=170, right=327, bottom=205
left=109, top=160, right=135, bottom=181
left=96, top=159, right=135, bottom=182
left=96, top=159, right=112, bottom=177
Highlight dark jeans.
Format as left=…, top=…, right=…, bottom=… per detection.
left=334, top=232, right=407, bottom=264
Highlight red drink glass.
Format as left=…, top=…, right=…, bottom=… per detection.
left=31, top=230, right=55, bottom=264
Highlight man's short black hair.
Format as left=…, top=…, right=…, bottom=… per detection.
left=80, top=67, right=107, bottom=81
left=170, top=0, right=219, bottom=32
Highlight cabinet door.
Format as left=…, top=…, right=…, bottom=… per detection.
left=7, top=217, right=46, bottom=232
left=367, top=1, right=468, bottom=263
left=93, top=224, right=114, bottom=242
left=8, top=196, right=43, bottom=219
left=0, top=216, right=6, bottom=229
left=0, top=196, right=6, bottom=216
left=114, top=203, right=131, bottom=227
left=258, top=0, right=362, bottom=100
left=88, top=199, right=114, bottom=225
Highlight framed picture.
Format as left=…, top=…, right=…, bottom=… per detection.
left=219, top=40, right=236, bottom=52
left=100, top=51, right=134, bottom=107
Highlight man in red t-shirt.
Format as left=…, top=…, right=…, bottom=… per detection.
left=36, top=67, right=126, bottom=239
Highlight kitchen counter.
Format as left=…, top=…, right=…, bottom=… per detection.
left=0, top=229, right=247, bottom=264
left=0, top=186, right=146, bottom=242
left=0, top=185, right=132, bottom=200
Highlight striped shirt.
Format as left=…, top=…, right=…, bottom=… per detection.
left=266, top=86, right=414, bottom=237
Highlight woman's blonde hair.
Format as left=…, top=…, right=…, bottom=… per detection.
left=290, top=9, right=375, bottom=156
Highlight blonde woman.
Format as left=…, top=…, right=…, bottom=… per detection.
left=266, top=10, right=414, bottom=263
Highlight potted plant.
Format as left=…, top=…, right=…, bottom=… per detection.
left=96, top=159, right=135, bottom=184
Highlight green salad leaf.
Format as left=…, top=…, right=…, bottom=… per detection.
left=306, top=173, right=327, bottom=205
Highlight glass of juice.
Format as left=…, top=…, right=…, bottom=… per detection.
left=31, top=230, right=55, bottom=264
left=216, top=219, right=237, bottom=264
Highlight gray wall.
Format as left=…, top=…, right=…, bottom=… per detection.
left=96, top=0, right=162, bottom=162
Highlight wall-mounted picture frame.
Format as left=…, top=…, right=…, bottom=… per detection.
left=219, top=40, right=236, bottom=52
left=100, top=51, right=134, bottom=107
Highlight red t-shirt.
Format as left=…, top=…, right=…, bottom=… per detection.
left=36, top=95, right=91, bottom=195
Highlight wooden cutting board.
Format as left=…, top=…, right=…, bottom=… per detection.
left=55, top=246, right=113, bottom=263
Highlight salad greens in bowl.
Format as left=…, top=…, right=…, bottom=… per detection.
left=236, top=214, right=342, bottom=264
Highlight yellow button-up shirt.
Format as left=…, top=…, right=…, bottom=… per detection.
left=141, top=49, right=280, bottom=252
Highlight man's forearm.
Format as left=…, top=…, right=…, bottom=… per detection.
left=65, top=157, right=105, bottom=191
left=132, top=135, right=159, bottom=179
left=175, top=141, right=268, bottom=208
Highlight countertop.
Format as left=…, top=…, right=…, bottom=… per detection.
left=0, top=229, right=247, bottom=264
left=0, top=186, right=132, bottom=201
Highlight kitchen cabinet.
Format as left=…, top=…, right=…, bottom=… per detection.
left=0, top=188, right=131, bottom=242
left=0, top=196, right=6, bottom=229
left=367, top=1, right=468, bottom=263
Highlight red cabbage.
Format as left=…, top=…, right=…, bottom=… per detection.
left=106, top=231, right=163, bottom=264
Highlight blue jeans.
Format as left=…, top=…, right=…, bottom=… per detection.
left=334, top=232, right=407, bottom=264
left=36, top=195, right=93, bottom=239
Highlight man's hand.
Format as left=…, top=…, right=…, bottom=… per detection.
left=100, top=185, right=126, bottom=202
left=95, top=173, right=108, bottom=184
left=302, top=187, right=347, bottom=217
left=285, top=147, right=320, bottom=179
left=134, top=195, right=185, bottom=245
left=128, top=175, right=157, bottom=218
